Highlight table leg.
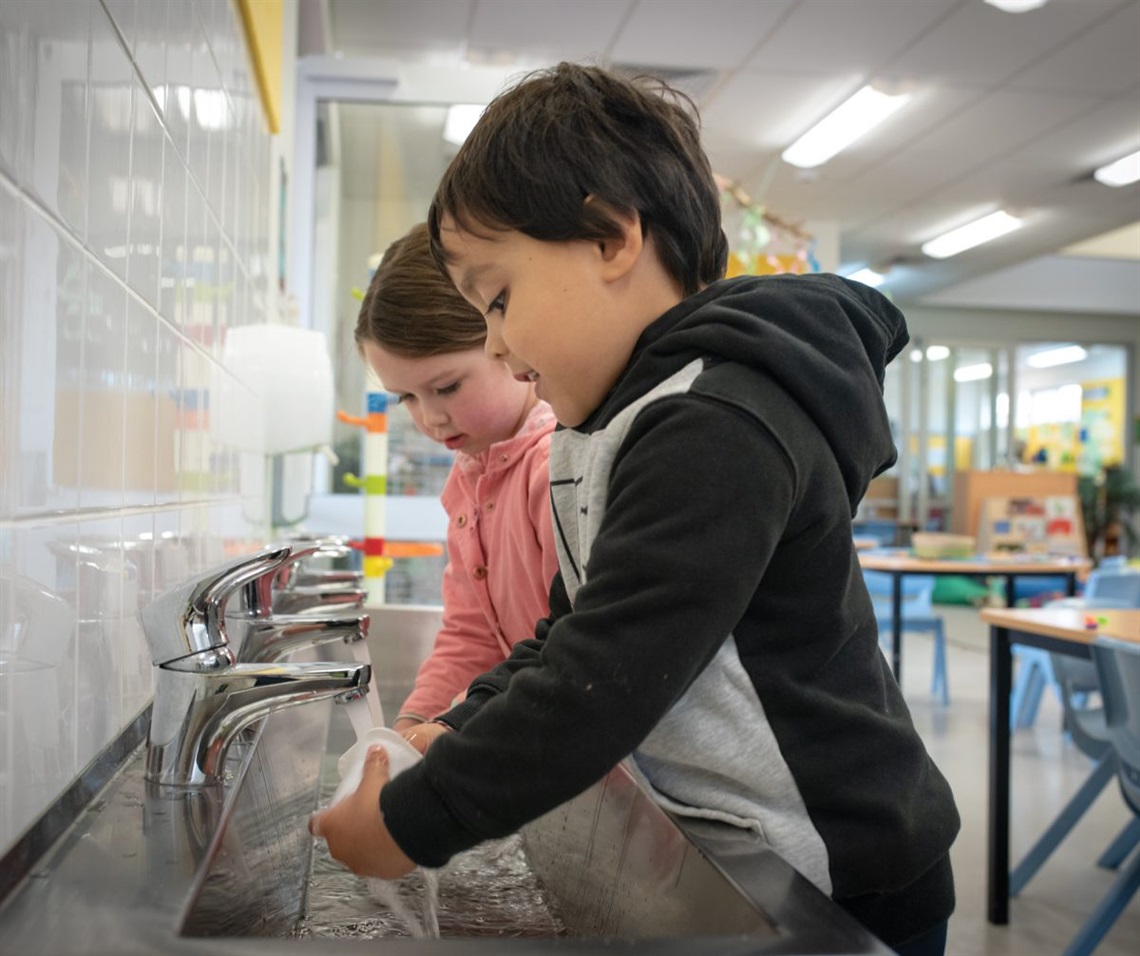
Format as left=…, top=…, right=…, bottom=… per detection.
left=891, top=573, right=903, bottom=683
left=1065, top=572, right=1077, bottom=597
left=1004, top=573, right=1016, bottom=608
left=988, top=625, right=1012, bottom=924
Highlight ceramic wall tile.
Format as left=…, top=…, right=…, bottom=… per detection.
left=102, top=0, right=136, bottom=56
left=154, top=317, right=182, bottom=506
left=177, top=340, right=210, bottom=495
left=77, top=265, right=127, bottom=510
left=158, top=132, right=187, bottom=329
left=72, top=514, right=134, bottom=769
left=0, top=0, right=36, bottom=185
left=0, top=183, right=24, bottom=520
left=16, top=0, right=92, bottom=239
left=87, top=8, right=132, bottom=281
left=5, top=520, right=82, bottom=847
left=123, top=297, right=158, bottom=507
left=132, top=0, right=167, bottom=102
left=127, top=79, right=163, bottom=309
left=162, top=0, right=194, bottom=169
left=1, top=0, right=274, bottom=860
left=9, top=203, right=86, bottom=519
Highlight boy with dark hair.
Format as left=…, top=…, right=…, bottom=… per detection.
left=311, top=62, right=959, bottom=956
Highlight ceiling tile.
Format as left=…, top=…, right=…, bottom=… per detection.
left=610, top=0, right=793, bottom=71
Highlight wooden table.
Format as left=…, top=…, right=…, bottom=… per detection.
left=979, top=607, right=1140, bottom=925
left=858, top=552, right=1089, bottom=682
left=853, top=536, right=881, bottom=552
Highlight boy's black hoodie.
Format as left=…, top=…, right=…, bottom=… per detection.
left=383, top=273, right=960, bottom=948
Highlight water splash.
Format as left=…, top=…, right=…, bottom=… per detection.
left=367, top=875, right=437, bottom=938
left=298, top=776, right=565, bottom=940
left=297, top=835, right=565, bottom=939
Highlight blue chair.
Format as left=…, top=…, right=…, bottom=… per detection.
left=1010, top=568, right=1140, bottom=730
left=1008, top=651, right=1136, bottom=897
left=1061, top=636, right=1140, bottom=956
left=863, top=569, right=949, bottom=704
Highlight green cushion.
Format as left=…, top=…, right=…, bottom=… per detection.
left=932, top=575, right=991, bottom=605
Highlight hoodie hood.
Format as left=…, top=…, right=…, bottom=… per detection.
left=615, top=273, right=908, bottom=511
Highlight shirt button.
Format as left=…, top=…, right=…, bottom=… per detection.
left=485, top=500, right=495, bottom=511
left=456, top=514, right=467, bottom=528
left=472, top=565, right=488, bottom=580
left=499, top=453, right=509, bottom=463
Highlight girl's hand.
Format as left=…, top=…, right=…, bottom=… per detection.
left=403, top=720, right=451, bottom=755
left=308, top=746, right=416, bottom=879
left=392, top=716, right=422, bottom=734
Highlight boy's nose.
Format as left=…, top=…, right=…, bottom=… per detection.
left=483, top=323, right=508, bottom=360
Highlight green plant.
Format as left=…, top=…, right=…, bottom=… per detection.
left=1078, top=466, right=1140, bottom=560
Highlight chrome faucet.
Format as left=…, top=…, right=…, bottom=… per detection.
left=141, top=546, right=371, bottom=786
left=231, top=613, right=371, bottom=664
left=270, top=535, right=367, bottom=614
left=222, top=542, right=371, bottom=662
left=271, top=585, right=368, bottom=615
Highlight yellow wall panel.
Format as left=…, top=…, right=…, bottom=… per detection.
left=237, top=0, right=283, bottom=133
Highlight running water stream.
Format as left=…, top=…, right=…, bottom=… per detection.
left=347, top=639, right=386, bottom=729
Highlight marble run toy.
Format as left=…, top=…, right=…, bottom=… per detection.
left=338, top=391, right=443, bottom=603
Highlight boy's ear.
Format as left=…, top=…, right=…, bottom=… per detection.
left=586, top=198, right=643, bottom=282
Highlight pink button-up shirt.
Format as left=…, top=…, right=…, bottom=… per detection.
left=397, top=401, right=558, bottom=722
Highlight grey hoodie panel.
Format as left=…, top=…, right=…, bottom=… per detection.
left=550, top=359, right=831, bottom=893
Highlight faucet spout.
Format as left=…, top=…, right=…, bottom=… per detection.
left=146, top=650, right=371, bottom=786
left=233, top=612, right=370, bottom=663
left=272, top=586, right=367, bottom=615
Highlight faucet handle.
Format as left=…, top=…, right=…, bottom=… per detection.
left=141, top=545, right=293, bottom=665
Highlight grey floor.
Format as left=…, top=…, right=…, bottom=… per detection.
left=896, top=604, right=1139, bottom=956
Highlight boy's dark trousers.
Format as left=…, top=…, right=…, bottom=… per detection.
left=893, top=920, right=948, bottom=956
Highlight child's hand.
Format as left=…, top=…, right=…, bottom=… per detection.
left=308, top=746, right=416, bottom=879
left=403, top=720, right=450, bottom=755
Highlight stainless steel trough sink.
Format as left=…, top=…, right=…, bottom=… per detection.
left=0, top=606, right=891, bottom=955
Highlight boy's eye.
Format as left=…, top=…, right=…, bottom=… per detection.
left=436, top=382, right=460, bottom=397
left=486, top=292, right=506, bottom=315
left=393, top=393, right=413, bottom=405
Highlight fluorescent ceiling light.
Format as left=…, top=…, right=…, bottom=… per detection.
left=845, top=267, right=887, bottom=287
left=910, top=349, right=924, bottom=363
left=984, top=0, right=1049, bottom=11
left=925, top=345, right=950, bottom=362
left=954, top=363, right=993, bottom=383
left=443, top=104, right=485, bottom=147
left=921, top=210, right=1024, bottom=259
left=1026, top=345, right=1087, bottom=368
left=781, top=84, right=912, bottom=169
left=1094, top=149, right=1140, bottom=187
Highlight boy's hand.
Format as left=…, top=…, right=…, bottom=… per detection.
left=308, top=746, right=416, bottom=879
left=402, top=720, right=450, bottom=755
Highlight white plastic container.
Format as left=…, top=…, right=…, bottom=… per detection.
left=215, top=324, right=334, bottom=454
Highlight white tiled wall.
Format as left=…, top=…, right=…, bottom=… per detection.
left=0, top=0, right=279, bottom=854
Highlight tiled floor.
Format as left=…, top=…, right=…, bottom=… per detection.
left=896, top=604, right=1139, bottom=956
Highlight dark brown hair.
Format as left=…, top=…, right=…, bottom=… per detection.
left=354, top=222, right=486, bottom=357
left=427, top=62, right=728, bottom=296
